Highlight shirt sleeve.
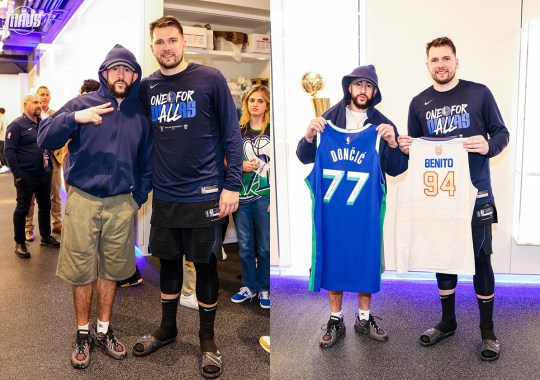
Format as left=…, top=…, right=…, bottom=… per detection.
left=132, top=115, right=154, bottom=206
left=37, top=100, right=79, bottom=151
left=4, top=123, right=21, bottom=178
left=214, top=72, right=242, bottom=192
left=379, top=122, right=408, bottom=177
left=482, top=87, right=509, bottom=158
left=296, top=135, right=318, bottom=164
left=407, top=99, right=424, bottom=138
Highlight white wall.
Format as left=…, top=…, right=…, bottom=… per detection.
left=271, top=0, right=361, bottom=274
left=509, top=0, right=540, bottom=274
left=524, top=0, right=540, bottom=23
left=0, top=73, right=27, bottom=124
left=273, top=0, right=540, bottom=276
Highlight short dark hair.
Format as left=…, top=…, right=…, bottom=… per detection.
left=36, top=85, right=49, bottom=93
left=0, top=107, right=5, bottom=114
left=80, top=79, right=100, bottom=94
left=426, top=37, right=456, bottom=57
left=149, top=15, right=183, bottom=40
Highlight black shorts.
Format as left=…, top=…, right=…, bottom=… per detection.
left=471, top=202, right=496, bottom=257
left=149, top=199, right=225, bottom=262
left=149, top=224, right=223, bottom=263
left=472, top=224, right=493, bottom=257
left=472, top=202, right=498, bottom=226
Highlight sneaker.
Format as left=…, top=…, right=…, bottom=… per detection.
left=25, top=231, right=34, bottom=242
left=40, top=235, right=60, bottom=248
left=231, top=286, right=256, bottom=303
left=118, top=267, right=142, bottom=287
left=354, top=314, right=388, bottom=342
left=71, top=329, right=92, bottom=369
left=259, top=336, right=270, bottom=353
left=259, top=291, right=270, bottom=309
left=180, top=293, right=199, bottom=310
left=15, top=243, right=31, bottom=259
left=320, top=315, right=346, bottom=348
left=0, top=165, right=10, bottom=173
left=93, top=327, right=127, bottom=360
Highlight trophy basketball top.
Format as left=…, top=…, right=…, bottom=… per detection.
left=301, top=72, right=325, bottom=97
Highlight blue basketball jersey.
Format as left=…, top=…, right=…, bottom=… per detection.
left=306, top=122, right=385, bottom=293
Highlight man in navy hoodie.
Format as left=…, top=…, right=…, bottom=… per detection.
left=38, top=44, right=153, bottom=370
left=297, top=65, right=407, bottom=348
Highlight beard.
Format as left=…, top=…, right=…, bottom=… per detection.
left=156, top=52, right=183, bottom=70
left=351, top=94, right=374, bottom=110
left=108, top=79, right=132, bottom=99
left=431, top=70, right=456, bottom=85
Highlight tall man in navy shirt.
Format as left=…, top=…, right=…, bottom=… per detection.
left=132, top=16, right=242, bottom=380
left=4, top=94, right=60, bottom=259
left=398, top=37, right=509, bottom=361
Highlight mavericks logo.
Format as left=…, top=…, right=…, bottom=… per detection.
left=0, top=6, right=47, bottom=35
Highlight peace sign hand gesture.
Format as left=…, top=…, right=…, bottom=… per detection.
left=74, top=102, right=114, bottom=126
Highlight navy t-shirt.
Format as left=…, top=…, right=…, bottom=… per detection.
left=139, top=63, right=242, bottom=203
left=407, top=79, right=509, bottom=205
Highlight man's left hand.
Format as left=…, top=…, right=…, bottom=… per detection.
left=219, top=189, right=239, bottom=218
left=463, top=135, right=489, bottom=155
left=376, top=123, right=398, bottom=148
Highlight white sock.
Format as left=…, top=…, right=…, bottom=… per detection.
left=359, top=309, right=370, bottom=320
left=330, top=311, right=343, bottom=319
left=97, top=320, right=109, bottom=334
left=78, top=323, right=89, bottom=332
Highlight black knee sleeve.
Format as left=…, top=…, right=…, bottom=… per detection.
left=473, top=254, right=495, bottom=296
left=436, top=272, right=458, bottom=290
left=194, top=255, right=219, bottom=304
left=159, top=258, right=183, bottom=295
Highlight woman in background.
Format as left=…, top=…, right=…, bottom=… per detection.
left=230, top=85, right=271, bottom=309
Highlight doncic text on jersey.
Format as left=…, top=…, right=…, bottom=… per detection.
left=329, top=147, right=367, bottom=164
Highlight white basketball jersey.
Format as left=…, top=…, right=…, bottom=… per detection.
left=395, top=138, right=478, bottom=275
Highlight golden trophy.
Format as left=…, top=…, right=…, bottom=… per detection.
left=301, top=72, right=330, bottom=117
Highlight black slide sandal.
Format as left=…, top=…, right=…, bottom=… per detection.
left=200, top=351, right=223, bottom=379
left=419, top=327, right=455, bottom=347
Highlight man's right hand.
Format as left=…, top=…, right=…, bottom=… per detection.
left=397, top=135, right=413, bottom=155
left=74, top=102, right=114, bottom=126
left=305, top=117, right=327, bottom=143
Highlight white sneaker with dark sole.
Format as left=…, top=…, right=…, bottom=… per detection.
left=180, top=293, right=199, bottom=309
